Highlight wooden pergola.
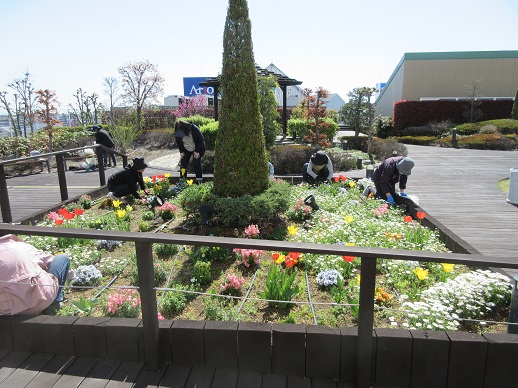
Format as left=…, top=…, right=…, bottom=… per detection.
left=199, top=65, right=302, bottom=137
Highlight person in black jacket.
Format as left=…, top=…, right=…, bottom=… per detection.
left=372, top=156, right=415, bottom=205
left=91, top=125, right=116, bottom=167
left=107, top=157, right=150, bottom=200
left=175, top=120, right=206, bottom=184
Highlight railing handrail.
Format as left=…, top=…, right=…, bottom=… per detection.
left=0, top=223, right=516, bottom=268
left=0, top=144, right=126, bottom=166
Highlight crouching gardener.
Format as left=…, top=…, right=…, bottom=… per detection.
left=372, top=156, right=415, bottom=205
left=302, top=151, right=334, bottom=184
left=107, top=157, right=150, bottom=200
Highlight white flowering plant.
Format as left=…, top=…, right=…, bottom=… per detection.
left=72, top=265, right=103, bottom=287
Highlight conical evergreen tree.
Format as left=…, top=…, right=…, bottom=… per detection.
left=213, top=0, right=269, bottom=197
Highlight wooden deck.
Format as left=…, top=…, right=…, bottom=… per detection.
left=0, top=350, right=347, bottom=388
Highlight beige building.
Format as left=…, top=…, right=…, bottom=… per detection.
left=374, top=50, right=518, bottom=117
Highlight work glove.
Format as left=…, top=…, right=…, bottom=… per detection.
left=400, top=192, right=408, bottom=197
left=386, top=195, right=396, bottom=205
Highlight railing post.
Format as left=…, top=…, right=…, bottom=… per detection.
left=356, top=256, right=376, bottom=388
left=135, top=241, right=161, bottom=369
left=96, top=147, right=106, bottom=187
left=55, top=154, right=68, bottom=201
left=0, top=164, right=12, bottom=223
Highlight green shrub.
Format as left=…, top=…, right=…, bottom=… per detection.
left=479, top=124, right=499, bottom=134
left=177, top=115, right=215, bottom=128
left=397, top=136, right=437, bottom=146
left=141, top=211, right=154, bottom=221
left=455, top=119, right=518, bottom=136
left=200, top=121, right=218, bottom=150
left=188, top=246, right=233, bottom=263
left=287, top=119, right=308, bottom=139
left=138, top=220, right=150, bottom=232
left=192, top=261, right=212, bottom=285
left=179, top=180, right=290, bottom=226
left=437, top=133, right=517, bottom=150
left=160, top=288, right=188, bottom=316
left=155, top=243, right=180, bottom=256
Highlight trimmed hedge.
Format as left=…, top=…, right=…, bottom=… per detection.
left=393, top=100, right=513, bottom=130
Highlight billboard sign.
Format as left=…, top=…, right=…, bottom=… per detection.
left=183, top=77, right=214, bottom=96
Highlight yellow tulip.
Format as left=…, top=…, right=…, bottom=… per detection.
left=345, top=215, right=355, bottom=223
left=346, top=242, right=355, bottom=246
left=441, top=263, right=455, bottom=273
left=125, top=205, right=133, bottom=212
left=116, top=209, right=126, bottom=218
left=275, top=254, right=285, bottom=264
left=144, top=177, right=150, bottom=183
left=187, top=179, right=194, bottom=186
left=287, top=225, right=299, bottom=236
left=349, top=181, right=356, bottom=188
left=357, top=274, right=361, bottom=284
left=164, top=173, right=171, bottom=178
left=112, top=199, right=121, bottom=208
left=414, top=267, right=429, bottom=281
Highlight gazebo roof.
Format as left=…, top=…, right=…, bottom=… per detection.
left=199, top=65, right=302, bottom=87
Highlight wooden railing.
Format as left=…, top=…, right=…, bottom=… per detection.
left=0, top=223, right=516, bottom=388
left=0, top=145, right=128, bottom=223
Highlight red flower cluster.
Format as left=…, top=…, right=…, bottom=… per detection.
left=52, top=208, right=84, bottom=225
left=332, top=175, right=348, bottom=183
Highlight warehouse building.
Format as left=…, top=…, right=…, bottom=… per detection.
left=374, top=50, right=518, bottom=117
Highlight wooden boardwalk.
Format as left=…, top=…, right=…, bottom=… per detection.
left=0, top=350, right=345, bottom=388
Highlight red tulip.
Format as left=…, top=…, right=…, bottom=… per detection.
left=416, top=211, right=426, bottom=220
left=404, top=215, right=412, bottom=223
left=343, top=256, right=355, bottom=263
left=54, top=219, right=63, bottom=226
left=74, top=208, right=84, bottom=216
left=285, top=258, right=295, bottom=269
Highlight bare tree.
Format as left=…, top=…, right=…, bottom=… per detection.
left=8, top=72, right=38, bottom=136
left=35, top=89, right=61, bottom=152
left=463, top=78, right=484, bottom=123
left=103, top=77, right=121, bottom=127
left=0, top=92, right=20, bottom=136
left=69, top=89, right=102, bottom=126
left=118, top=60, right=165, bottom=131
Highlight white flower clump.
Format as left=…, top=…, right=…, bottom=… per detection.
left=401, top=269, right=511, bottom=331
left=316, top=269, right=343, bottom=287
left=72, top=265, right=103, bottom=287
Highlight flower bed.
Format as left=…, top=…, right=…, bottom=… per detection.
left=21, top=175, right=511, bottom=332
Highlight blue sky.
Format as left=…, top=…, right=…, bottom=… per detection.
left=1, top=0, right=517, bottom=112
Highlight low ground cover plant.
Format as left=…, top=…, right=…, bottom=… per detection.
left=21, top=174, right=511, bottom=333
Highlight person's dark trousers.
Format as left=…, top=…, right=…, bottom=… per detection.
left=374, top=183, right=406, bottom=205
left=48, top=254, right=71, bottom=302
left=107, top=183, right=138, bottom=197
left=302, top=163, right=329, bottom=184
left=103, top=147, right=116, bottom=167
left=180, top=151, right=203, bottom=179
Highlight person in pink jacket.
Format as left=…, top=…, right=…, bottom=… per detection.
left=0, top=234, right=71, bottom=315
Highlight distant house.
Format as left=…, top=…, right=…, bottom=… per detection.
left=323, top=93, right=346, bottom=111
left=374, top=50, right=518, bottom=117
left=265, top=63, right=305, bottom=108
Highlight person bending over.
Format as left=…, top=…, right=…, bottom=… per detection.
left=302, top=151, right=334, bottom=184
left=372, top=156, right=415, bottom=205
left=107, top=157, right=150, bottom=200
